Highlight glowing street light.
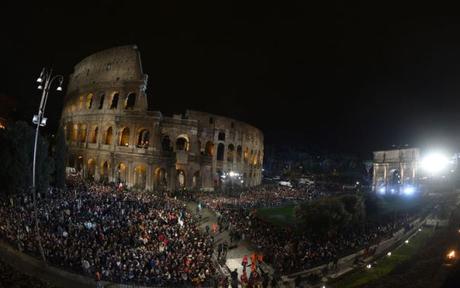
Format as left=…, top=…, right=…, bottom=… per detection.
left=387, top=252, right=392, bottom=257
left=31, top=67, right=64, bottom=264
left=447, top=250, right=456, bottom=260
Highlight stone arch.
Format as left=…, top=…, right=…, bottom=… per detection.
left=87, top=159, right=96, bottom=179
left=119, top=127, right=130, bottom=146
left=86, top=93, right=94, bottom=109
left=237, top=145, right=242, bottom=162
left=79, top=124, right=87, bottom=143
left=227, top=144, right=235, bottom=162
left=177, top=169, right=186, bottom=188
left=71, top=124, right=78, bottom=141
left=244, top=147, right=249, bottom=163
left=116, top=162, right=127, bottom=183
left=217, top=143, right=225, bottom=161
left=98, top=93, right=105, bottom=109
left=252, top=150, right=258, bottom=166
left=105, top=127, right=113, bottom=145
left=79, top=95, right=84, bottom=110
left=125, top=92, right=136, bottom=109
left=90, top=126, right=98, bottom=143
left=137, top=129, right=150, bottom=148
left=389, top=169, right=401, bottom=185
left=76, top=156, right=84, bottom=172
left=134, top=165, right=147, bottom=189
left=161, top=135, right=172, bottom=151
left=154, top=167, right=168, bottom=188
left=176, top=134, right=189, bottom=151
left=101, top=161, right=109, bottom=181
left=205, top=141, right=214, bottom=156
left=110, top=92, right=119, bottom=109
left=192, top=171, right=201, bottom=189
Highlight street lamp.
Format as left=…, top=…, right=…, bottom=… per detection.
left=31, top=67, right=64, bottom=263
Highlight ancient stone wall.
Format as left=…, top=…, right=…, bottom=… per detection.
left=61, top=46, right=264, bottom=191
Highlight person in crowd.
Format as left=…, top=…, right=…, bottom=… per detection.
left=0, top=180, right=217, bottom=286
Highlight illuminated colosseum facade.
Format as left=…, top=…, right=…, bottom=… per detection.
left=61, top=45, right=264, bottom=191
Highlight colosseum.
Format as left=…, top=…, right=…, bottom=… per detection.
left=61, top=45, right=264, bottom=191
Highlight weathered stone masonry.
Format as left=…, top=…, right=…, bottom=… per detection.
left=61, top=45, right=264, bottom=191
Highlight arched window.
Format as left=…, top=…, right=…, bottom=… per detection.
left=71, top=124, right=78, bottom=141
left=205, top=141, right=214, bottom=156
left=176, top=136, right=189, bottom=151
left=86, top=93, right=94, bottom=109
left=80, top=124, right=87, bottom=143
left=227, top=144, right=235, bottom=162
left=90, top=126, right=98, bottom=143
left=116, top=163, right=127, bottom=183
left=137, top=129, right=150, bottom=148
left=110, top=92, right=119, bottom=109
left=162, top=136, right=172, bottom=151
left=218, top=132, right=225, bottom=141
left=244, top=147, right=249, bottom=163
left=87, top=159, right=96, bottom=178
left=177, top=170, right=186, bottom=188
left=76, top=156, right=84, bottom=172
left=217, top=143, right=225, bottom=161
left=253, top=150, right=258, bottom=165
left=98, top=93, right=105, bottom=109
left=105, top=127, right=113, bottom=145
left=101, top=161, right=109, bottom=180
left=237, top=145, right=242, bottom=162
left=125, top=92, right=136, bottom=109
left=79, top=95, right=84, bottom=110
left=119, top=127, right=130, bottom=146
left=155, top=168, right=167, bottom=187
left=134, top=165, right=146, bottom=189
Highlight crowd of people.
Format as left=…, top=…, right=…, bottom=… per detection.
left=199, top=184, right=325, bottom=210
left=198, top=183, right=416, bottom=275
left=0, top=178, right=420, bottom=286
left=0, top=181, right=217, bottom=287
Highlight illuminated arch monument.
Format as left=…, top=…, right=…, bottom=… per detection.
left=61, top=45, right=264, bottom=191
left=372, top=148, right=419, bottom=193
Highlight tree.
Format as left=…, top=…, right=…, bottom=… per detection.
left=53, top=126, right=67, bottom=189
left=295, top=197, right=352, bottom=234
left=340, top=194, right=366, bottom=225
left=0, top=121, right=52, bottom=196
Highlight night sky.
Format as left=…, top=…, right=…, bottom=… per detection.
left=2, top=1, right=460, bottom=156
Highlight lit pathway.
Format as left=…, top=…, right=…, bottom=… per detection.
left=185, top=201, right=276, bottom=286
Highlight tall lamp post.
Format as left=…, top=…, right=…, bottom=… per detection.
left=32, top=68, right=64, bottom=263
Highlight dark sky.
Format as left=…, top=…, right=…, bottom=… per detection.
left=2, top=0, right=460, bottom=156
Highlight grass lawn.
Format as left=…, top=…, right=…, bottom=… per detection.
left=256, top=205, right=298, bottom=227
left=330, top=228, right=434, bottom=288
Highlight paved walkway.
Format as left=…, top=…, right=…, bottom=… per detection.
left=185, top=201, right=276, bottom=286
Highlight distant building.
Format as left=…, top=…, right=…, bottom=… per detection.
left=61, top=45, right=264, bottom=191
left=372, top=148, right=419, bottom=192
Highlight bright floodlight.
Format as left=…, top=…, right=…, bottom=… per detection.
left=403, top=185, right=415, bottom=196
left=422, top=152, right=449, bottom=174
left=57, top=86, right=62, bottom=91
